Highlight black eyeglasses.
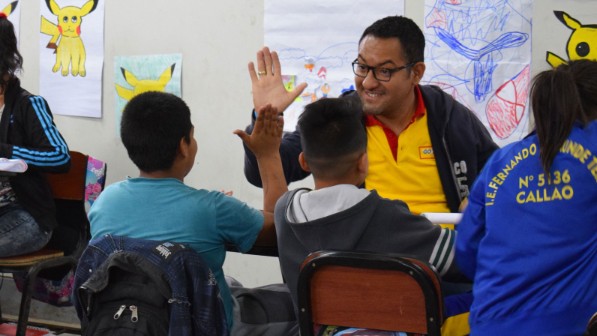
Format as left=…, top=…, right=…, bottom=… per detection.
left=351, top=59, right=415, bottom=82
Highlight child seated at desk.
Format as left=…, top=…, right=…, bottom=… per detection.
left=266, top=98, right=469, bottom=334
left=456, top=59, right=597, bottom=335
left=89, top=91, right=295, bottom=335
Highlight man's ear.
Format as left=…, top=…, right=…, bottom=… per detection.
left=411, top=62, right=426, bottom=85
left=298, top=152, right=311, bottom=172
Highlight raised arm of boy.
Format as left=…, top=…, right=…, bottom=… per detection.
left=234, top=104, right=288, bottom=246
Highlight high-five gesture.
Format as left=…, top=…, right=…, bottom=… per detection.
left=234, top=104, right=283, bottom=159
left=248, top=47, right=308, bottom=113
left=235, top=104, right=288, bottom=235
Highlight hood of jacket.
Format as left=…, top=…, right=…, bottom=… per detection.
left=277, top=187, right=380, bottom=251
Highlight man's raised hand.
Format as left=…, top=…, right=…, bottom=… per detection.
left=248, top=46, right=308, bottom=113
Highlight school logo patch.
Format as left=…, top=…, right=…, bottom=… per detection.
left=419, top=146, right=435, bottom=159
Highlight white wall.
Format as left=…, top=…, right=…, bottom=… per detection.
left=13, top=0, right=597, bottom=287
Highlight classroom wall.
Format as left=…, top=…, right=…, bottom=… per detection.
left=13, top=0, right=597, bottom=287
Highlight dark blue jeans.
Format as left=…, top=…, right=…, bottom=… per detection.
left=0, top=204, right=52, bottom=257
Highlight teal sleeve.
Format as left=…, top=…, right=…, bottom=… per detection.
left=213, top=192, right=264, bottom=253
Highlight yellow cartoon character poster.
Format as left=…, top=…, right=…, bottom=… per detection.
left=114, top=54, right=182, bottom=131
left=546, top=11, right=597, bottom=68
left=39, top=0, right=104, bottom=118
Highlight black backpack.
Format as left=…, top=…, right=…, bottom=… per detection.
left=77, top=251, right=172, bottom=336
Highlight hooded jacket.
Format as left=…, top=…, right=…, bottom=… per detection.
left=274, top=186, right=460, bottom=308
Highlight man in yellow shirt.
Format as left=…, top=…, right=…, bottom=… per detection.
left=242, top=16, right=498, bottom=215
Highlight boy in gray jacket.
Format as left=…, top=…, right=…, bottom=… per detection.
left=273, top=98, right=469, bottom=332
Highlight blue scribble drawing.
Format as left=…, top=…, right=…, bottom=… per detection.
left=433, top=27, right=527, bottom=102
left=424, top=0, right=531, bottom=102
left=423, top=0, right=532, bottom=146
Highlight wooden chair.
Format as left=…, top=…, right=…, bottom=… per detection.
left=297, top=250, right=444, bottom=336
left=0, top=151, right=102, bottom=336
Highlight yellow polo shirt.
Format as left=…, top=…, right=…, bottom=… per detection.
left=364, top=87, right=450, bottom=216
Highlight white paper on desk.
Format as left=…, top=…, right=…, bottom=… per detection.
left=0, top=158, right=28, bottom=173
left=421, top=212, right=462, bottom=225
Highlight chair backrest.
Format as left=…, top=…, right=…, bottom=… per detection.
left=45, top=151, right=88, bottom=201
left=44, top=151, right=93, bottom=257
left=297, top=250, right=444, bottom=336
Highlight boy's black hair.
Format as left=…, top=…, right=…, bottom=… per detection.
left=120, top=91, right=193, bottom=172
left=297, top=98, right=366, bottom=179
left=359, top=15, right=425, bottom=64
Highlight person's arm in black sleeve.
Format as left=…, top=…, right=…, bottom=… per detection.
left=471, top=112, right=499, bottom=172
left=2, top=94, right=70, bottom=173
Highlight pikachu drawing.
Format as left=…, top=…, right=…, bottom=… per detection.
left=546, top=11, right=597, bottom=68
left=40, top=0, right=98, bottom=77
left=115, top=64, right=177, bottom=102
left=1, top=1, right=18, bottom=17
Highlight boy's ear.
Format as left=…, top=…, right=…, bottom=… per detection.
left=178, top=137, right=190, bottom=158
left=298, top=152, right=311, bottom=172
left=357, top=152, right=368, bottom=176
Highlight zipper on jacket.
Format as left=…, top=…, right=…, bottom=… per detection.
left=129, top=305, right=139, bottom=322
left=113, top=305, right=126, bottom=319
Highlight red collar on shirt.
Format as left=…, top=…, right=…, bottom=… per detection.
left=364, top=86, right=426, bottom=160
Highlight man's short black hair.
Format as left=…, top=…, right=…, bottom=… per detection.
left=120, top=91, right=193, bottom=172
left=298, top=98, right=366, bottom=179
left=359, top=15, right=425, bottom=64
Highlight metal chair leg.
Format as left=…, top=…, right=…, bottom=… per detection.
left=15, top=271, right=35, bottom=336
left=0, top=290, right=3, bottom=323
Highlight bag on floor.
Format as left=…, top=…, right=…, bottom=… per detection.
left=13, top=269, right=75, bottom=307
